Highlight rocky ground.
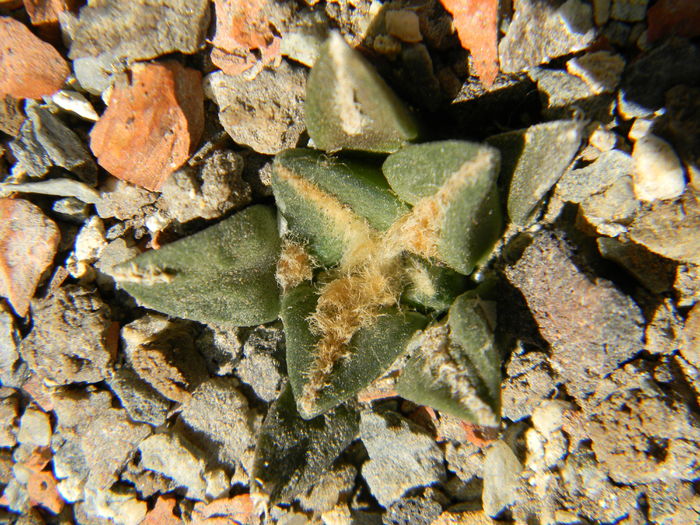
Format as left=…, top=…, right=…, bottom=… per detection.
left=0, top=0, right=699, bottom=524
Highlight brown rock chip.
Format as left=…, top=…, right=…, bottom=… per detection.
left=23, top=0, right=79, bottom=42
left=0, top=17, right=69, bottom=99
left=505, top=233, right=644, bottom=400
left=90, top=60, right=204, bottom=191
left=0, top=198, right=60, bottom=317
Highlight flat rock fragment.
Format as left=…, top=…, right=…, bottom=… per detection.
left=482, top=440, right=522, bottom=518
left=20, top=286, right=113, bottom=385
left=566, top=51, right=625, bottom=94
left=138, top=432, right=208, bottom=501
left=51, top=388, right=151, bottom=491
left=488, top=120, right=583, bottom=225
left=0, top=394, right=19, bottom=448
left=0, top=17, right=69, bottom=99
left=90, top=61, right=204, bottom=191
left=0, top=198, right=60, bottom=317
left=23, top=0, right=79, bottom=40
left=610, top=0, right=647, bottom=22
left=178, top=377, right=256, bottom=471
left=0, top=304, right=24, bottom=388
left=235, top=323, right=285, bottom=402
left=205, top=61, right=306, bottom=155
left=597, top=237, right=676, bottom=294
left=0, top=95, right=25, bottom=136
left=69, top=0, right=210, bottom=66
left=498, top=0, right=596, bottom=74
left=629, top=189, right=700, bottom=265
left=631, top=134, right=686, bottom=202
left=360, top=410, right=445, bottom=507
left=555, top=149, right=632, bottom=204
left=10, top=103, right=97, bottom=183
left=17, top=407, right=51, bottom=447
left=505, top=233, right=644, bottom=400
left=106, top=367, right=170, bottom=427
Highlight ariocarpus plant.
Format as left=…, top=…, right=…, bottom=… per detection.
left=112, top=31, right=583, bottom=505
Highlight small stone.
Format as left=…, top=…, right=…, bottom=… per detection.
left=296, top=463, right=356, bottom=513
left=610, top=0, right=648, bottom=22
left=23, top=0, right=79, bottom=40
left=17, top=407, right=51, bottom=447
left=0, top=198, right=60, bottom=318
left=385, top=10, right=422, bottom=44
left=619, top=39, right=700, bottom=119
left=628, top=117, right=653, bottom=141
left=205, top=61, right=306, bottom=155
left=498, top=0, right=596, bottom=74
left=566, top=51, right=625, bottom=94
left=141, top=495, right=179, bottom=525
left=432, top=510, right=497, bottom=525
left=159, top=149, right=251, bottom=223
left=531, top=400, right=573, bottom=436
left=196, top=324, right=244, bottom=377
left=138, top=432, right=208, bottom=501
left=681, top=303, right=700, bottom=369
left=579, top=174, right=640, bottom=236
left=383, top=496, right=443, bottom=525
left=629, top=189, right=700, bottom=265
left=191, top=494, right=256, bottom=525
left=505, top=233, right=645, bottom=400
left=52, top=198, right=92, bottom=223
left=50, top=90, right=99, bottom=121
left=95, top=177, right=158, bottom=222
left=647, top=0, right=700, bottom=42
left=645, top=299, right=684, bottom=355
left=121, top=315, right=207, bottom=403
left=0, top=95, right=25, bottom=136
left=360, top=410, right=446, bottom=507
left=556, top=149, right=632, bottom=204
left=67, top=216, right=107, bottom=279
left=280, top=9, right=330, bottom=67
left=0, top=17, right=69, bottom=99
left=588, top=125, right=618, bottom=152
left=26, top=469, right=64, bottom=514
left=10, top=103, right=97, bottom=183
left=69, top=0, right=211, bottom=66
left=0, top=304, right=24, bottom=388
left=0, top=394, right=18, bottom=448
left=51, top=388, right=151, bottom=491
left=501, top=351, right=558, bottom=423
left=592, top=0, right=611, bottom=25
left=631, top=134, right=686, bottom=202
left=235, top=323, right=285, bottom=402
left=81, top=486, right=147, bottom=525
left=179, top=377, right=256, bottom=471
left=106, top=366, right=170, bottom=427
left=675, top=264, right=700, bottom=308
left=20, top=286, right=112, bottom=385
left=482, top=440, right=522, bottom=518
left=90, top=61, right=204, bottom=191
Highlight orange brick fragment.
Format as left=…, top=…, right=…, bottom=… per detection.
left=23, top=446, right=52, bottom=472
left=22, top=0, right=80, bottom=42
left=142, top=495, right=180, bottom=525
left=460, top=421, right=499, bottom=448
left=439, top=0, right=499, bottom=88
left=27, top=470, right=64, bottom=514
left=0, top=17, right=69, bottom=99
left=90, top=61, right=204, bottom=191
left=192, top=494, right=255, bottom=524
left=0, top=198, right=60, bottom=317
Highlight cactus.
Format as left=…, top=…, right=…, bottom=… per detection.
left=112, top=31, right=585, bottom=505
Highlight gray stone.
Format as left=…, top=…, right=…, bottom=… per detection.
left=138, top=432, right=208, bottom=500
left=106, top=366, right=170, bottom=427
left=196, top=324, right=244, bottom=376
left=235, top=324, right=286, bottom=402
left=383, top=496, right=443, bottom=525
left=95, top=176, right=158, bottom=221
left=51, top=387, right=151, bottom=491
left=0, top=179, right=101, bottom=205
left=501, top=351, right=558, bottom=423
left=555, top=149, right=632, bottom=204
left=482, top=440, right=522, bottom=518
left=9, top=104, right=97, bottom=184
left=69, top=0, right=211, bottom=71
left=80, top=486, right=147, bottom=525
left=0, top=305, right=25, bottom=388
left=629, top=188, right=700, bottom=265
left=360, top=410, right=445, bottom=508
left=159, top=149, right=251, bottom=224
left=52, top=197, right=93, bottom=223
left=0, top=394, right=18, bottom=448
left=205, top=61, right=307, bottom=155
left=619, top=39, right=700, bottom=119
left=178, top=377, right=256, bottom=471
left=579, top=175, right=640, bottom=236
left=20, top=286, right=113, bottom=386
left=52, top=431, right=90, bottom=503
left=499, top=0, right=596, bottom=74
left=611, top=0, right=648, bottom=22
left=505, top=233, right=645, bottom=401
left=488, top=120, right=584, bottom=225
left=675, top=264, right=700, bottom=308
left=94, top=238, right=140, bottom=287
left=296, top=463, right=357, bottom=513
left=444, top=441, right=483, bottom=484
left=17, top=407, right=51, bottom=447
left=121, top=457, right=176, bottom=499
left=3, top=478, right=29, bottom=513
left=71, top=55, right=114, bottom=96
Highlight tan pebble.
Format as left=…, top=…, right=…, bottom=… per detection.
left=385, top=10, right=422, bottom=43
left=632, top=134, right=686, bottom=202
left=566, top=51, right=625, bottom=94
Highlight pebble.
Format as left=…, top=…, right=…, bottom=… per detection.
left=235, top=324, right=286, bottom=402
left=90, top=60, right=204, bottom=191
left=281, top=9, right=330, bottom=67
left=0, top=198, right=60, bottom=318
left=556, top=149, right=632, bottom=204
left=385, top=10, right=422, bottom=43
left=20, top=286, right=113, bottom=385
left=631, top=134, right=686, bottom=202
left=610, top=0, right=648, bottom=22
left=0, top=17, right=69, bottom=100
left=0, top=305, right=23, bottom=388
left=360, top=410, right=445, bottom=507
left=106, top=366, right=170, bottom=427
left=178, top=377, right=256, bottom=471
left=296, top=463, right=356, bottom=513
left=681, top=303, right=700, bottom=369
left=50, top=90, right=99, bottom=121
left=384, top=496, right=443, bottom=525
left=196, top=324, right=244, bottom=377
left=17, top=407, right=51, bottom=447
left=95, top=176, right=158, bottom=222
left=138, top=432, right=208, bottom=501
left=592, top=0, right=611, bottom=25
left=482, top=440, right=522, bottom=518
left=205, top=61, right=307, bottom=155
left=81, top=486, right=147, bottom=525
left=566, top=51, right=625, bottom=94
left=498, top=0, right=596, bottom=74
left=0, top=394, right=18, bottom=448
